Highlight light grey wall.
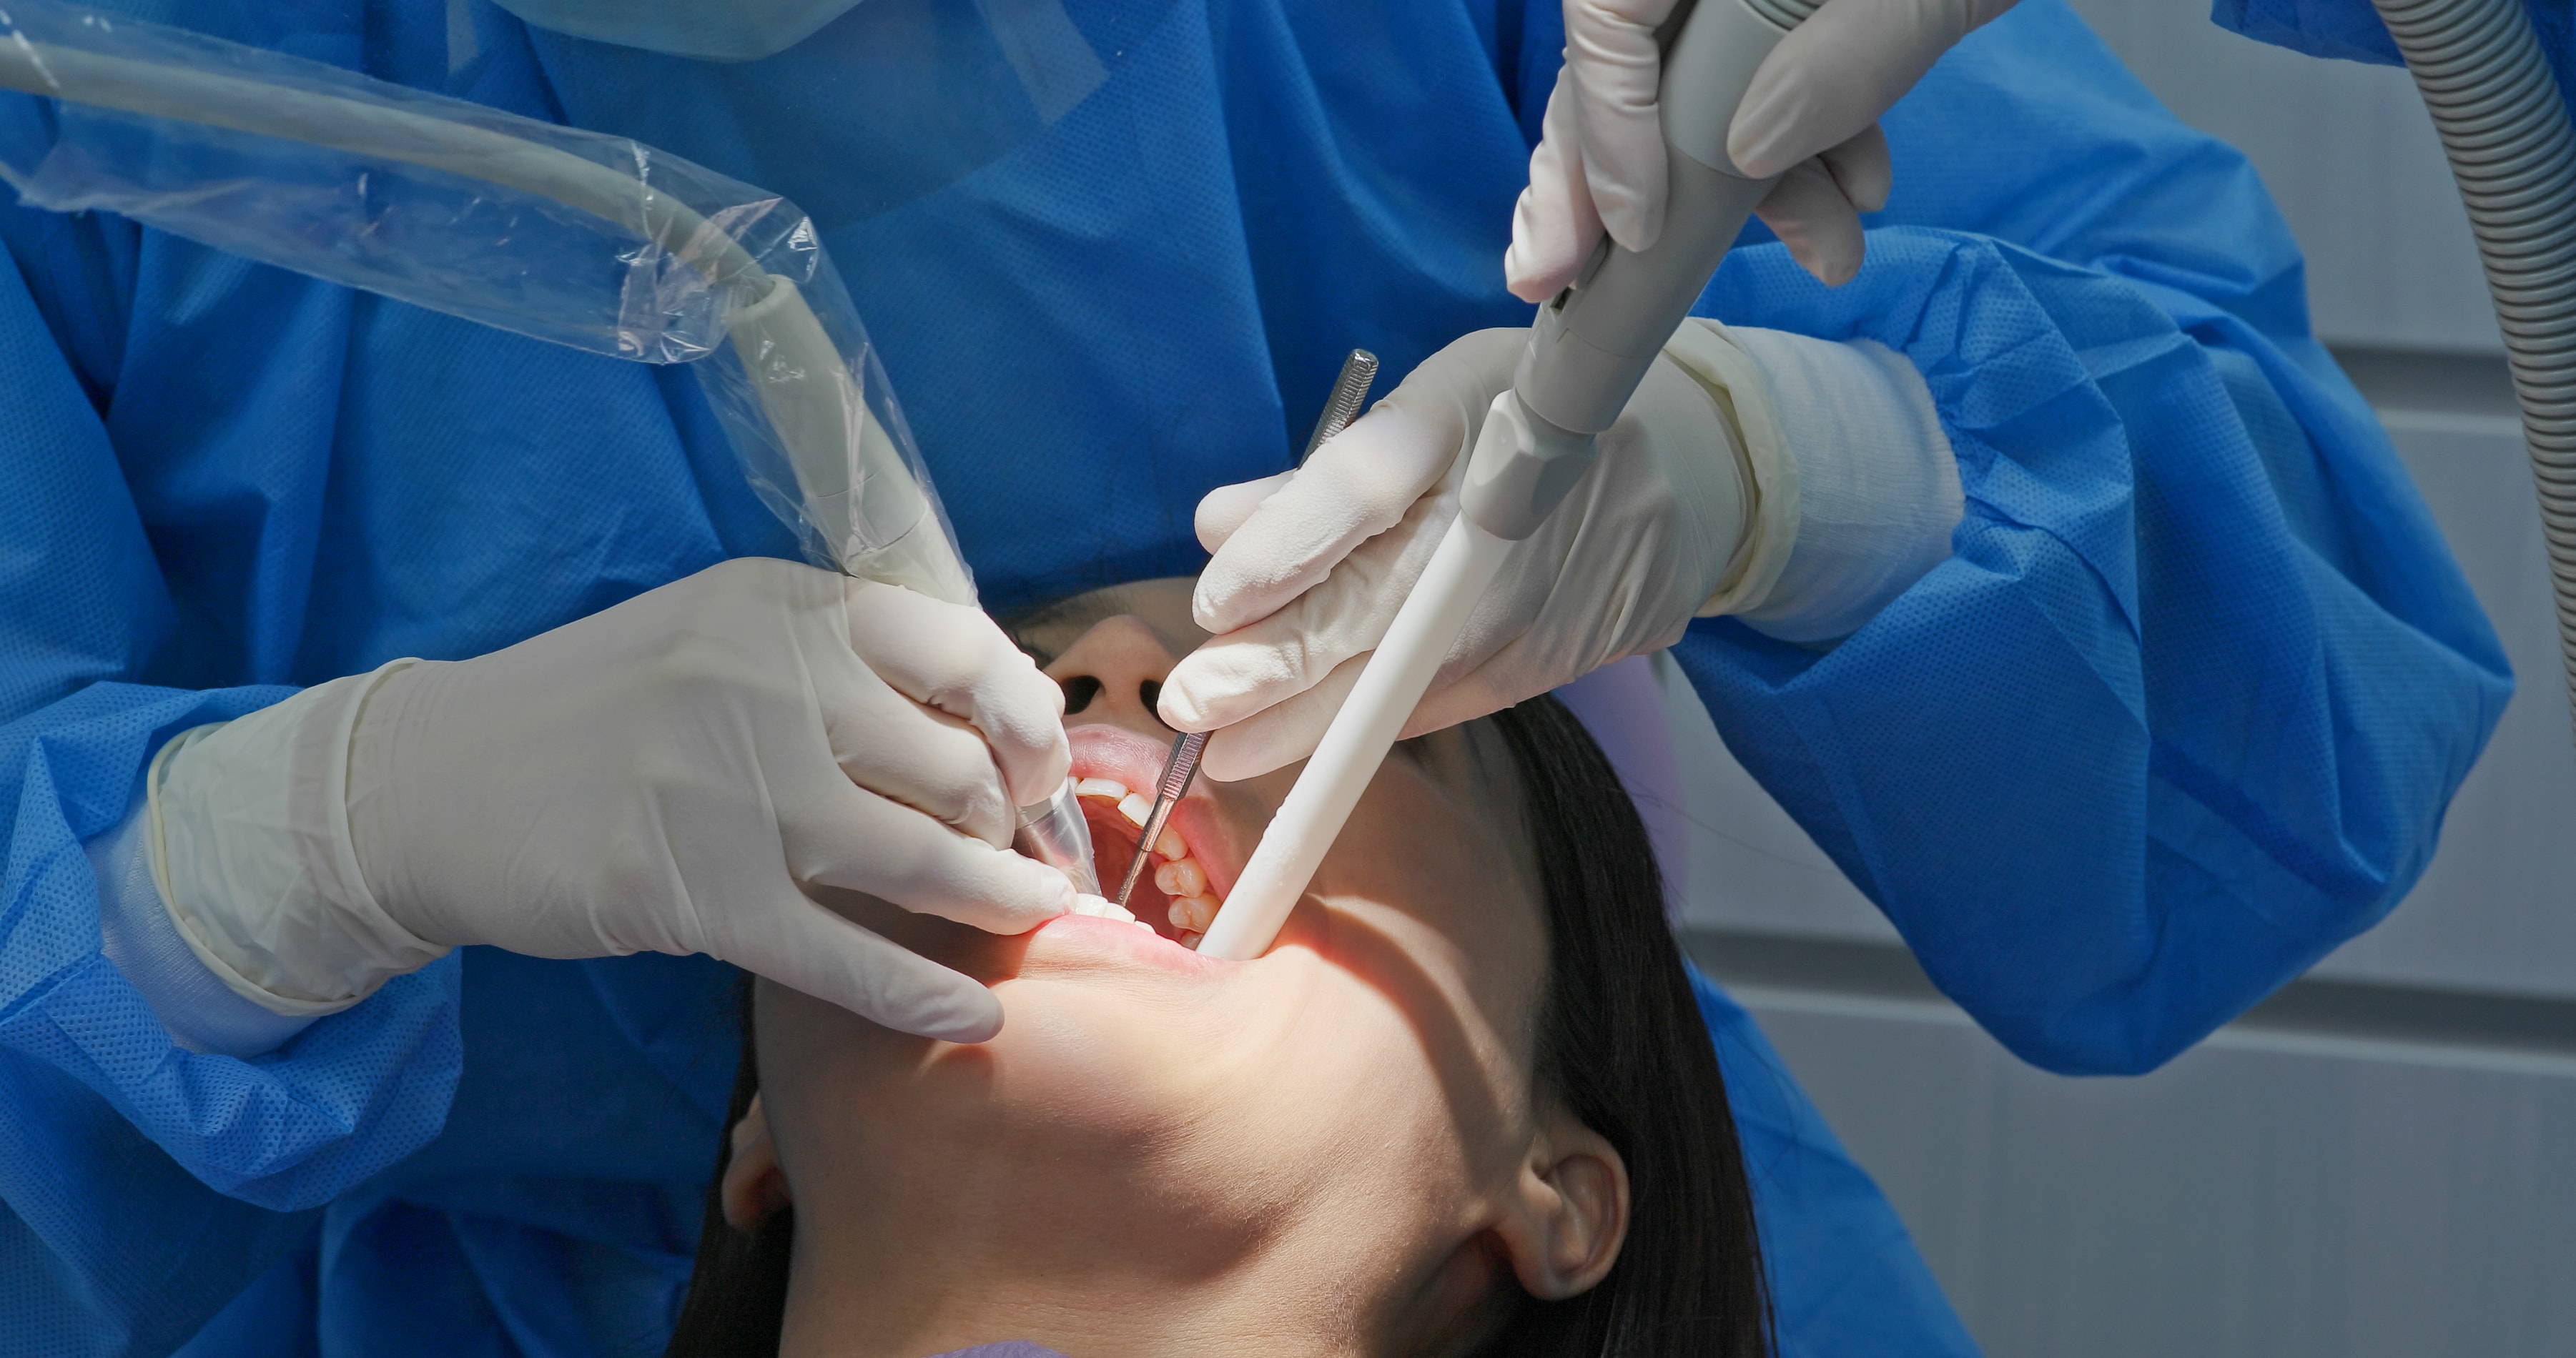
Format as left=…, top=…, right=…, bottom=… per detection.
left=1704, top=954, right=2576, bottom=1358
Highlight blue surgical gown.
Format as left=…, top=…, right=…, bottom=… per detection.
left=0, top=1, right=2507, bottom=1354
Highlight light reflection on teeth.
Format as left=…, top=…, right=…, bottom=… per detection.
left=1153, top=858, right=1207, bottom=898
left=1069, top=893, right=1135, bottom=923
left=1075, top=775, right=1223, bottom=911
left=1068, top=893, right=1155, bottom=933
left=1167, top=894, right=1218, bottom=934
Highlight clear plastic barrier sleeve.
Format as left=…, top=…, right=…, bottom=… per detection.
left=0, top=0, right=973, bottom=603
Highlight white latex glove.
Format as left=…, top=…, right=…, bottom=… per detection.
left=1504, top=0, right=2018, bottom=301
left=1162, top=322, right=1961, bottom=780
left=1161, top=329, right=1770, bottom=782
left=151, top=557, right=1073, bottom=1043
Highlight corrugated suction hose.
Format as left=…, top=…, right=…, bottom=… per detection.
left=2373, top=0, right=2576, bottom=733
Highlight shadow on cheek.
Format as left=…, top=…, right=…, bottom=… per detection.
left=1288, top=899, right=1516, bottom=1153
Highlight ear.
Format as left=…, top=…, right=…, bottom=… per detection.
left=720, top=1094, right=794, bottom=1231
left=1489, top=1109, right=1629, bottom=1301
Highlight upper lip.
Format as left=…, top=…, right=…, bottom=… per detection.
left=1065, top=720, right=1243, bottom=900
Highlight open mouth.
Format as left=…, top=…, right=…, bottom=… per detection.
left=1066, top=725, right=1233, bottom=950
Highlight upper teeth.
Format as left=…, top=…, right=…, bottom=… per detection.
left=1074, top=776, right=1223, bottom=941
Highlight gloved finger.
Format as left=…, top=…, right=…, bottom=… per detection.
left=819, top=668, right=1019, bottom=847
left=1729, top=0, right=2019, bottom=179
left=1820, top=122, right=1892, bottom=213
left=1753, top=157, right=1867, bottom=287
left=1190, top=402, right=1454, bottom=635
left=1195, top=470, right=1294, bottom=554
left=1198, top=649, right=1365, bottom=781
left=843, top=580, right=1071, bottom=809
left=721, top=895, right=1005, bottom=1042
left=1198, top=648, right=1522, bottom=784
left=1192, top=328, right=1524, bottom=637
left=1164, top=474, right=1460, bottom=733
left=1505, top=80, right=1607, bottom=304
left=786, top=778, right=1075, bottom=935
left=1566, top=0, right=1683, bottom=251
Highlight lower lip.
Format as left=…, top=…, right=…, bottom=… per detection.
left=1032, top=911, right=1231, bottom=975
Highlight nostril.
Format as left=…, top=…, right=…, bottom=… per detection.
left=1139, top=680, right=1170, bottom=728
left=1062, top=675, right=1102, bottom=715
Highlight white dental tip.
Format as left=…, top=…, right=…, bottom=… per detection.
left=1068, top=893, right=1140, bottom=924
left=1075, top=777, right=1129, bottom=801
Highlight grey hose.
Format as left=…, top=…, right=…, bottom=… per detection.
left=2372, top=0, right=2576, bottom=732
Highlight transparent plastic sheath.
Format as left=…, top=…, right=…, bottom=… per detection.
left=0, top=0, right=972, bottom=604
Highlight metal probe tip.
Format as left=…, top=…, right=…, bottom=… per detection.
left=1114, top=728, right=1210, bottom=911
left=1302, top=350, right=1379, bottom=466
left=1115, top=349, right=1378, bottom=921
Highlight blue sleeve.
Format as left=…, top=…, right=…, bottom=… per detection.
left=1675, top=1, right=2512, bottom=1076
left=0, top=210, right=465, bottom=1349
left=1694, top=969, right=1981, bottom=1358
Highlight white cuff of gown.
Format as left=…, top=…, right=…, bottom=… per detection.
left=1664, top=320, right=1963, bottom=645
left=87, top=784, right=317, bottom=1057
left=147, top=660, right=452, bottom=1023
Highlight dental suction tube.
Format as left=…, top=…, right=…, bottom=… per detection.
left=0, top=14, right=972, bottom=608
left=2367, top=0, right=2576, bottom=738
left=0, top=2, right=1083, bottom=881
left=1196, top=0, right=1820, bottom=961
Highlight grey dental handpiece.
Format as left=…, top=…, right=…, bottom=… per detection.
left=1196, top=0, right=1822, bottom=961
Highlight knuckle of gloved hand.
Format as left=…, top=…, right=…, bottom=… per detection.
left=593, top=831, right=696, bottom=939
left=691, top=554, right=791, bottom=596
left=640, top=627, right=786, bottom=714
left=877, top=610, right=990, bottom=688
left=874, top=833, right=1032, bottom=918
left=959, top=663, right=1065, bottom=774
left=861, top=818, right=970, bottom=898
left=950, top=780, right=1015, bottom=848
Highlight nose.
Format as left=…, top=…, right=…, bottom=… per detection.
left=1045, top=615, right=1180, bottom=729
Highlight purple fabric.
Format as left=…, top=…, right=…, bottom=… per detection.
left=1556, top=653, right=1692, bottom=920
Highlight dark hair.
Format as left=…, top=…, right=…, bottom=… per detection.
left=664, top=694, right=1770, bottom=1357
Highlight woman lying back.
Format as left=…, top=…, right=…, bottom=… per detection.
left=665, top=580, right=1770, bottom=1358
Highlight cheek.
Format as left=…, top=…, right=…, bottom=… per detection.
left=1225, top=948, right=1499, bottom=1192
left=974, top=975, right=1218, bottom=1126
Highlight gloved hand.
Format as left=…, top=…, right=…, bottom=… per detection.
left=1504, top=0, right=2018, bottom=301
left=1161, top=323, right=1962, bottom=780
left=152, top=557, right=1072, bottom=1043
left=1159, top=328, right=1772, bottom=781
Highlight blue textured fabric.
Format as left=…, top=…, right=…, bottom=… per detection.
left=1696, top=973, right=1979, bottom=1358
left=2211, top=0, right=2576, bottom=115
left=0, top=0, right=2502, bottom=1355
left=1678, top=0, right=2507, bottom=1077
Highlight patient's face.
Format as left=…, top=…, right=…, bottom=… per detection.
left=755, top=579, right=1583, bottom=1351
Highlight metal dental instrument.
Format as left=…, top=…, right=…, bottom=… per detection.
left=1115, top=348, right=1379, bottom=913
left=1115, top=729, right=1210, bottom=911
left=1195, top=0, right=1825, bottom=961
